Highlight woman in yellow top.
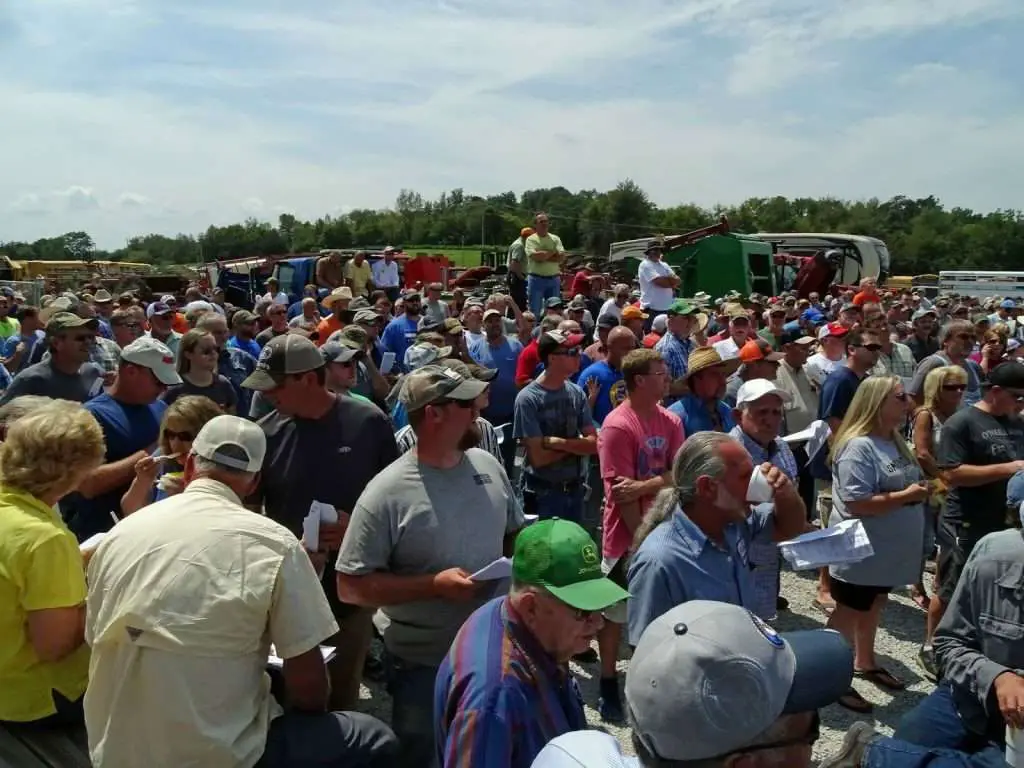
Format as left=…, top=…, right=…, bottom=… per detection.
left=0, top=400, right=105, bottom=724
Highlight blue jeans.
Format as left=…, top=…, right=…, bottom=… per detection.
left=527, top=274, right=560, bottom=317
left=863, top=686, right=1004, bottom=768
left=257, top=711, right=398, bottom=768
left=384, top=653, right=438, bottom=768
left=522, top=478, right=586, bottom=523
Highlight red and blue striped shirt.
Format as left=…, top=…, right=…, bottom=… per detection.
left=434, top=596, right=587, bottom=768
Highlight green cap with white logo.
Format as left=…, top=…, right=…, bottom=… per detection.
left=512, top=519, right=629, bottom=611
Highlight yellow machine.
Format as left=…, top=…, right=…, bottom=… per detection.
left=8, top=260, right=154, bottom=280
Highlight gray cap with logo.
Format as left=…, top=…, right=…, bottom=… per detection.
left=398, top=365, right=488, bottom=411
left=242, top=334, right=325, bottom=391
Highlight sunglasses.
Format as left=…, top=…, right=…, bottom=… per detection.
left=854, top=343, right=883, bottom=352
left=942, top=384, right=966, bottom=392
left=433, top=398, right=476, bottom=409
left=69, top=334, right=95, bottom=343
left=164, top=430, right=195, bottom=442
left=552, top=347, right=581, bottom=357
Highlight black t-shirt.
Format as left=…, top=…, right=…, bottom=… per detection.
left=160, top=375, right=238, bottom=412
left=257, top=395, right=399, bottom=616
left=938, top=406, right=1024, bottom=537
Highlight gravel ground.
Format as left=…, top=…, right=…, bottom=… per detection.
left=354, top=566, right=937, bottom=764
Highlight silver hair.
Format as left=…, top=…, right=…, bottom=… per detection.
left=614, top=283, right=630, bottom=295
left=196, top=313, right=227, bottom=332
left=939, top=319, right=973, bottom=345
left=632, top=432, right=733, bottom=551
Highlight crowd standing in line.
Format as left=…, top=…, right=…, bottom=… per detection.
left=1, top=232, right=1024, bottom=768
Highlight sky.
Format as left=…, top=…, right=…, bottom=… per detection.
left=1, top=0, right=1022, bottom=249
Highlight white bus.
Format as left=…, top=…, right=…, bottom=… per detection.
left=751, top=233, right=891, bottom=287
left=938, top=271, right=1024, bottom=299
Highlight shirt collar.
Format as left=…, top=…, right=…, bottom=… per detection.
left=0, top=486, right=62, bottom=523
left=502, top=597, right=567, bottom=683
left=671, top=504, right=713, bottom=557
left=183, top=477, right=244, bottom=506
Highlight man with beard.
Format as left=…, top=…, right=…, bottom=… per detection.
left=337, top=366, right=523, bottom=767
left=381, top=291, right=423, bottom=372
left=626, top=432, right=805, bottom=645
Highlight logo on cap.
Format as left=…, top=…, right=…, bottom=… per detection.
left=162, top=355, right=173, bottom=364
left=581, top=543, right=598, bottom=565
left=257, top=346, right=274, bottom=366
left=750, top=612, right=785, bottom=649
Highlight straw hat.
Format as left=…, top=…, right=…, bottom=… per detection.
left=322, top=286, right=353, bottom=310
left=685, top=346, right=741, bottom=382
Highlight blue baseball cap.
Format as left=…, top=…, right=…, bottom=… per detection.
left=801, top=308, right=826, bottom=326
left=1001, top=299, right=1016, bottom=310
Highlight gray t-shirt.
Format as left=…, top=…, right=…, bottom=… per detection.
left=513, top=380, right=595, bottom=483
left=422, top=299, right=449, bottom=326
left=829, top=435, right=924, bottom=587
left=0, top=359, right=102, bottom=405
left=336, top=449, right=523, bottom=666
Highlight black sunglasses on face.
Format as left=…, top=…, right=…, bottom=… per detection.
left=942, top=384, right=966, bottom=392
left=854, top=343, right=882, bottom=352
left=164, top=430, right=194, bottom=442
left=552, top=347, right=581, bottom=357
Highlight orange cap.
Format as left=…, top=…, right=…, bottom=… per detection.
left=521, top=227, right=536, bottom=237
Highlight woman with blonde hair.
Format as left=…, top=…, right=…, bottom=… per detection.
left=121, top=395, right=223, bottom=515
left=160, top=329, right=237, bottom=413
left=0, top=400, right=105, bottom=725
left=827, top=375, right=928, bottom=713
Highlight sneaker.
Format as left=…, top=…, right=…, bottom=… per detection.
left=818, top=722, right=879, bottom=768
left=572, top=647, right=599, bottom=664
left=918, top=645, right=938, bottom=683
left=598, top=693, right=625, bottom=724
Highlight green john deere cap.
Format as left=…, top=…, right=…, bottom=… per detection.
left=513, top=519, right=629, bottom=611
left=666, top=298, right=699, bottom=316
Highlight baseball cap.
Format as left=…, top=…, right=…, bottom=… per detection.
left=801, top=308, right=826, bottom=326
left=191, top=414, right=266, bottom=473
left=739, top=338, right=784, bottom=363
left=818, top=321, right=849, bottom=340
left=404, top=342, right=451, bottom=371
left=146, top=301, right=174, bottom=319
left=620, top=305, right=648, bottom=321
left=722, top=302, right=747, bottom=319
left=1001, top=299, right=1017, bottom=309
left=417, top=315, right=445, bottom=333
left=443, top=317, right=465, bottom=335
left=512, top=519, right=629, bottom=610
left=353, top=308, right=381, bottom=325
left=652, top=314, right=668, bottom=333
left=349, top=296, right=371, bottom=311
left=438, top=358, right=498, bottom=382
left=320, top=341, right=361, bottom=364
left=626, top=600, right=853, bottom=762
left=911, top=308, right=937, bottom=321
left=482, top=308, right=503, bottom=321
left=242, top=334, right=325, bottom=391
left=538, top=330, right=585, bottom=357
left=988, top=362, right=1024, bottom=390
left=666, top=298, right=699, bottom=316
left=779, top=326, right=814, bottom=346
left=160, top=294, right=177, bottom=305
left=567, top=297, right=587, bottom=312
left=545, top=296, right=566, bottom=310
left=596, top=314, right=620, bottom=329
left=404, top=291, right=422, bottom=302
left=398, top=364, right=487, bottom=411
left=46, top=311, right=98, bottom=335
left=520, top=226, right=535, bottom=237
left=231, top=309, right=258, bottom=327
left=120, top=337, right=183, bottom=386
left=736, top=379, right=793, bottom=407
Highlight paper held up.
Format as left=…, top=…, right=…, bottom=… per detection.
left=778, top=519, right=874, bottom=571
left=268, top=645, right=336, bottom=669
left=746, top=469, right=775, bottom=503
left=471, top=557, right=513, bottom=581
left=782, top=420, right=831, bottom=461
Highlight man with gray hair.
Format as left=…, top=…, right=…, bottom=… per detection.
left=907, top=319, right=983, bottom=409
left=85, top=415, right=397, bottom=767
left=598, top=283, right=631, bottom=324
left=626, top=431, right=806, bottom=645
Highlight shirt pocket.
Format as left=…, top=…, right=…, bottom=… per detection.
left=978, top=611, right=1024, bottom=661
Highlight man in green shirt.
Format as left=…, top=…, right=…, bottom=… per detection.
left=321, top=340, right=381, bottom=409
left=524, top=212, right=566, bottom=316
left=757, top=304, right=787, bottom=350
left=0, top=296, right=22, bottom=341
left=506, top=226, right=533, bottom=312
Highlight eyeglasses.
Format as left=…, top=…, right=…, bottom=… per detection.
left=164, top=430, right=195, bottom=442
left=552, top=347, right=581, bottom=357
left=69, top=334, right=94, bottom=343
left=942, top=384, right=966, bottom=392
left=854, top=343, right=883, bottom=352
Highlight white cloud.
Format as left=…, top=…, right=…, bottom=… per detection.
left=118, top=192, right=150, bottom=207
left=55, top=185, right=101, bottom=210
left=9, top=192, right=48, bottom=215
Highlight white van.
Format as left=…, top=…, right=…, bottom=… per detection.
left=938, top=271, right=1024, bottom=299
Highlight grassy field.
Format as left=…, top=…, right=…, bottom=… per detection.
left=403, top=246, right=486, bottom=268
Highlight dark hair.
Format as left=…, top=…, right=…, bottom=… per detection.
left=19, top=305, right=39, bottom=319
left=845, top=328, right=878, bottom=353
left=622, top=349, right=663, bottom=392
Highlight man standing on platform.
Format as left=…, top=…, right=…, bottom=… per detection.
left=524, top=213, right=566, bottom=317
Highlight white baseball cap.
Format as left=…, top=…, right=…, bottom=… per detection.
left=120, top=338, right=182, bottom=386
left=191, top=415, right=266, bottom=473
left=735, top=379, right=793, bottom=408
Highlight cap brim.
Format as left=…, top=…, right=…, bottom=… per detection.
left=241, top=369, right=281, bottom=391
left=789, top=337, right=815, bottom=345
left=764, top=350, right=785, bottom=361
left=471, top=367, right=498, bottom=382
left=563, top=333, right=586, bottom=347
left=445, top=377, right=489, bottom=401
left=547, top=577, right=630, bottom=611
left=154, top=368, right=183, bottom=386
left=781, top=629, right=853, bottom=713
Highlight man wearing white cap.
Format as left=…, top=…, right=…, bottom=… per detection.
left=62, top=337, right=181, bottom=542
left=85, top=415, right=398, bottom=768
left=531, top=600, right=853, bottom=767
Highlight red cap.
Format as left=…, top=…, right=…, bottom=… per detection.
left=819, top=321, right=850, bottom=340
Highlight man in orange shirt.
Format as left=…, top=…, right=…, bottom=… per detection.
left=314, top=287, right=353, bottom=346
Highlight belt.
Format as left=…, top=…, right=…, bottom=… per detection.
left=524, top=475, right=583, bottom=494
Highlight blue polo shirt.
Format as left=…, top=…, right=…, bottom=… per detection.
left=626, top=505, right=773, bottom=645
left=435, top=597, right=587, bottom=768
left=227, top=335, right=261, bottom=360
left=468, top=335, right=523, bottom=425
left=576, top=360, right=626, bottom=425
left=668, top=393, right=735, bottom=435
left=812, top=364, right=864, bottom=480
left=381, top=314, right=419, bottom=372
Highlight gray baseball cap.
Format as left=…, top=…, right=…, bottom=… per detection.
left=625, top=600, right=852, bottom=762
left=191, top=414, right=266, bottom=473
left=398, top=365, right=487, bottom=411
left=321, top=341, right=361, bottom=364
left=242, top=334, right=325, bottom=391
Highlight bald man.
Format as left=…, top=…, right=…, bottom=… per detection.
left=577, top=325, right=636, bottom=426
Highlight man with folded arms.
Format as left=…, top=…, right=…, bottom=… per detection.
left=337, top=366, right=524, bottom=767
left=531, top=600, right=853, bottom=767
left=435, top=519, right=627, bottom=768
left=85, top=415, right=397, bottom=767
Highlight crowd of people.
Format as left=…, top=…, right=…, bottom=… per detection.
left=2, top=217, right=1024, bottom=768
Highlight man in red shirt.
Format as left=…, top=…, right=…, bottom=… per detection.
left=514, top=315, right=561, bottom=387
left=569, top=262, right=601, bottom=299
left=595, top=348, right=683, bottom=723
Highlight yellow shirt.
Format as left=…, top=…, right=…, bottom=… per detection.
left=0, top=488, right=89, bottom=722
left=524, top=233, right=565, bottom=277
left=85, top=478, right=338, bottom=768
left=345, top=259, right=374, bottom=296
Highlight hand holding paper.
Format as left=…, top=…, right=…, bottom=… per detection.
left=746, top=467, right=775, bottom=503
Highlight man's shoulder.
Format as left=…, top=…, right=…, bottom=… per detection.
left=972, top=530, right=1024, bottom=565
left=356, top=453, right=415, bottom=507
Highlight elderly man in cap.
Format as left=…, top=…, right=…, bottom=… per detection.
left=62, top=337, right=181, bottom=541
left=654, top=298, right=701, bottom=405
left=381, top=290, right=424, bottom=371
left=338, top=365, right=524, bottom=767
left=0, top=312, right=103, bottom=405
left=316, top=286, right=354, bottom=344
left=626, top=432, right=806, bottom=645
left=145, top=300, right=182, bottom=358
left=725, top=337, right=784, bottom=408
left=637, top=240, right=679, bottom=321
left=597, top=283, right=631, bottom=324
left=667, top=347, right=740, bottom=434
left=619, top=304, right=648, bottom=343
left=758, top=303, right=788, bottom=350
left=436, top=519, right=627, bottom=768
left=523, top=212, right=566, bottom=317
left=371, top=246, right=401, bottom=302
left=85, top=414, right=398, bottom=768
left=469, top=304, right=524, bottom=472
left=712, top=302, right=753, bottom=360
left=289, top=295, right=322, bottom=332
left=261, top=276, right=289, bottom=306
left=245, top=334, right=398, bottom=712
left=532, top=601, right=853, bottom=768
left=92, top=288, right=115, bottom=339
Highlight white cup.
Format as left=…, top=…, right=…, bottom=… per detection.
left=1007, top=726, right=1024, bottom=767
left=747, top=468, right=775, bottom=503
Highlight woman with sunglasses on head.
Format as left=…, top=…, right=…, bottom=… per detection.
left=826, top=375, right=928, bottom=714
left=160, top=329, right=237, bottom=413
left=121, top=395, right=223, bottom=515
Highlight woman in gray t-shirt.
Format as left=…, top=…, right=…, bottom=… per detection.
left=827, top=375, right=928, bottom=712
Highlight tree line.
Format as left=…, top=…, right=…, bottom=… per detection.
left=2, top=181, right=1022, bottom=276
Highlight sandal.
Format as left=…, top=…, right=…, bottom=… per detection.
left=813, top=597, right=835, bottom=616
left=838, top=687, right=873, bottom=713
left=855, top=666, right=906, bottom=691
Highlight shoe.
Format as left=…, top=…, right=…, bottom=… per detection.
left=776, top=596, right=790, bottom=611
left=598, top=693, right=625, bottom=724
left=572, top=647, right=599, bottom=664
left=918, top=645, right=938, bottom=683
left=818, top=722, right=879, bottom=768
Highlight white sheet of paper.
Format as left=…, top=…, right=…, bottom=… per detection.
left=379, top=352, right=396, bottom=374
left=746, top=468, right=775, bottom=503
left=301, top=509, right=320, bottom=552
left=783, top=420, right=831, bottom=463
left=471, top=557, right=513, bottom=581
left=79, top=532, right=106, bottom=553
left=268, top=644, right=336, bottom=669
left=311, top=501, right=338, bottom=524
left=778, top=519, right=874, bottom=570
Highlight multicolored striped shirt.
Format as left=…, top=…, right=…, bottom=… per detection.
left=434, top=596, right=587, bottom=768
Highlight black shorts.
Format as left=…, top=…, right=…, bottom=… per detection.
left=830, top=577, right=891, bottom=612
left=936, top=518, right=980, bottom=604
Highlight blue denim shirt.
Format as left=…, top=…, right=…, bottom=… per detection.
left=218, top=347, right=257, bottom=418
left=668, top=393, right=735, bottom=435
left=626, top=504, right=773, bottom=645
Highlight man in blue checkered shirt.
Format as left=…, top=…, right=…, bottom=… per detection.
left=654, top=299, right=701, bottom=406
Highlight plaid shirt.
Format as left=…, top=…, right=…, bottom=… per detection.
left=728, top=425, right=799, bottom=481
left=654, top=332, right=695, bottom=405
left=40, top=336, right=121, bottom=376
left=871, top=342, right=916, bottom=381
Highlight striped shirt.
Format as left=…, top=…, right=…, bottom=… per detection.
left=434, top=597, right=587, bottom=768
left=394, top=417, right=502, bottom=462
